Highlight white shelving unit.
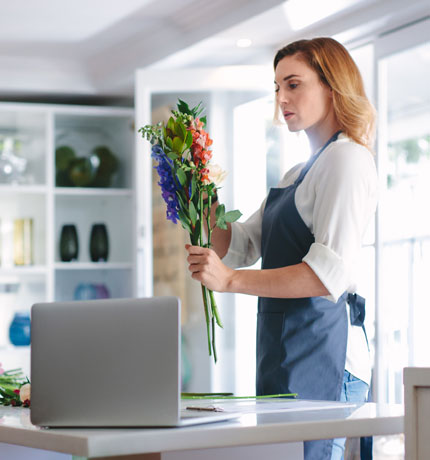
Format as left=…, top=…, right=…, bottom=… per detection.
left=0, top=102, right=147, bottom=354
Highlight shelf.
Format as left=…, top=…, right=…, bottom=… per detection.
left=0, top=345, right=30, bottom=353
left=0, top=185, right=47, bottom=194
left=0, top=102, right=140, bottom=304
left=0, top=265, right=47, bottom=276
left=54, top=187, right=132, bottom=197
left=54, top=262, right=133, bottom=270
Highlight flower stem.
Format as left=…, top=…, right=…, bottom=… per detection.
left=207, top=194, right=213, bottom=246
left=201, top=285, right=212, bottom=356
left=211, top=315, right=217, bottom=363
left=205, top=193, right=223, bottom=353
left=199, top=191, right=213, bottom=358
left=209, top=289, right=223, bottom=328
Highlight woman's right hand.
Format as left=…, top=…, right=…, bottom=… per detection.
left=185, top=244, right=235, bottom=292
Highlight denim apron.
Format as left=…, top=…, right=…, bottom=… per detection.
left=257, top=131, right=349, bottom=460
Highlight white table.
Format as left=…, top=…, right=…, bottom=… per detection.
left=0, top=399, right=403, bottom=460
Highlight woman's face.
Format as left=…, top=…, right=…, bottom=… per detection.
left=274, top=54, right=334, bottom=134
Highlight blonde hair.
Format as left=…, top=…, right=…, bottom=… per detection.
left=274, top=37, right=376, bottom=151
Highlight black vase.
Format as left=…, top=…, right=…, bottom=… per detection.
left=59, top=224, right=79, bottom=262
left=89, top=223, right=109, bottom=262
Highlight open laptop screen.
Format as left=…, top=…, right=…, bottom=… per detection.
left=30, top=296, right=181, bottom=427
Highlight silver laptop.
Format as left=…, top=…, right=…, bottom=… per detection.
left=30, top=296, right=239, bottom=427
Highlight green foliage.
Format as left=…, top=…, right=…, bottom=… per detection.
left=224, top=210, right=242, bottom=223
left=190, top=173, right=197, bottom=200
left=167, top=117, right=175, bottom=133
left=214, top=205, right=242, bottom=231
left=177, top=99, right=204, bottom=119
left=138, top=123, right=164, bottom=145
left=215, top=204, right=227, bottom=230
left=189, top=201, right=197, bottom=227
left=389, top=135, right=430, bottom=164
left=185, top=131, right=193, bottom=149
left=387, top=134, right=430, bottom=188
left=178, top=209, right=191, bottom=233
left=0, top=368, right=30, bottom=407
left=167, top=152, right=179, bottom=161
left=174, top=99, right=206, bottom=128
left=176, top=167, right=187, bottom=186
left=172, top=136, right=184, bottom=153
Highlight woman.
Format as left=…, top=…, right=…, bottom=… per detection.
left=186, top=37, right=377, bottom=460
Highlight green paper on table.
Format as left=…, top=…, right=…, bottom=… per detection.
left=181, top=392, right=297, bottom=400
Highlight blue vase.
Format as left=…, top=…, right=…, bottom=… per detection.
left=9, top=312, right=31, bottom=346
left=74, top=283, right=98, bottom=301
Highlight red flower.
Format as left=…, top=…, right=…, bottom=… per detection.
left=191, top=130, right=200, bottom=141
left=13, top=389, right=20, bottom=395
left=200, top=167, right=210, bottom=184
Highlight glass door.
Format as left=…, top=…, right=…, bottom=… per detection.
left=375, top=19, right=430, bottom=404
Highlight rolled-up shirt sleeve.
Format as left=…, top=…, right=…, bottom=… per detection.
left=301, top=143, right=378, bottom=302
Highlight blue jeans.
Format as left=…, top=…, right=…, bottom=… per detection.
left=330, top=370, right=369, bottom=460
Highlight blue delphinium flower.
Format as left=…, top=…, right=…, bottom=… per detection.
left=151, top=145, right=180, bottom=223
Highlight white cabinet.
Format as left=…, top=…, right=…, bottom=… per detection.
left=0, top=102, right=147, bottom=349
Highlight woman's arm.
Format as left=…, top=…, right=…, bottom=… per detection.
left=185, top=244, right=329, bottom=298
left=299, top=141, right=378, bottom=301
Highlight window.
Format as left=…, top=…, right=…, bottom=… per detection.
left=375, top=22, right=430, bottom=403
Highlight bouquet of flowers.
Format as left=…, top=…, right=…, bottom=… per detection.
left=0, top=363, right=31, bottom=407
left=139, top=100, right=241, bottom=363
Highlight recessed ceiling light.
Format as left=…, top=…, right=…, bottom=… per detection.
left=236, top=38, right=252, bottom=48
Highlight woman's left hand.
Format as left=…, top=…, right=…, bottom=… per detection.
left=185, top=244, right=234, bottom=292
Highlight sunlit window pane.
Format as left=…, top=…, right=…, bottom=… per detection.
left=378, top=40, right=430, bottom=404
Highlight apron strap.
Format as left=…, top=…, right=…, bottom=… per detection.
left=294, top=130, right=342, bottom=186
left=347, top=292, right=370, bottom=352
left=347, top=293, right=365, bottom=326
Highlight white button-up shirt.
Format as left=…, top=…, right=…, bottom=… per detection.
left=222, top=133, right=378, bottom=385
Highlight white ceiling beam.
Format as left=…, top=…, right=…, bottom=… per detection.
left=85, top=0, right=287, bottom=93
left=280, top=0, right=430, bottom=48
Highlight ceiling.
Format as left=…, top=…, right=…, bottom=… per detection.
left=0, top=0, right=428, bottom=100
